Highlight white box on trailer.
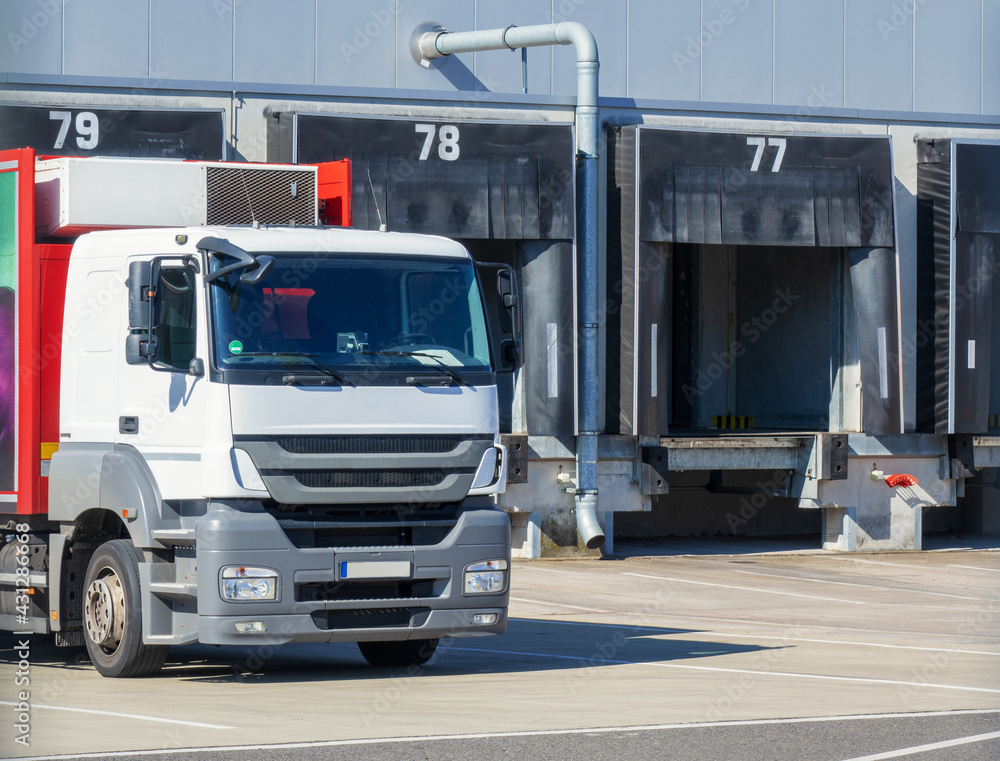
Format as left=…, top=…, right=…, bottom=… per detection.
left=33, top=157, right=318, bottom=236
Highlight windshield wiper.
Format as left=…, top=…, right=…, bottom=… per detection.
left=356, top=350, right=468, bottom=386
left=232, top=351, right=352, bottom=386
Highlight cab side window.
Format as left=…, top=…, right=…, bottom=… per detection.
left=154, top=268, right=197, bottom=371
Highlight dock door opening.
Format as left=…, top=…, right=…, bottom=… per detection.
left=609, top=126, right=900, bottom=437
left=670, top=243, right=837, bottom=432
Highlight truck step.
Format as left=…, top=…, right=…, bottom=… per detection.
left=148, top=581, right=198, bottom=600
left=151, top=529, right=196, bottom=546
left=56, top=631, right=85, bottom=647
left=0, top=571, right=47, bottom=587
left=0, top=613, right=49, bottom=634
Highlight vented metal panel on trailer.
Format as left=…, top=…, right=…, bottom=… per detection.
left=608, top=125, right=900, bottom=437
left=917, top=139, right=1000, bottom=434
left=204, top=166, right=316, bottom=226
left=276, top=113, right=578, bottom=436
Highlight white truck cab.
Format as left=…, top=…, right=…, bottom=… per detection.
left=47, top=224, right=516, bottom=676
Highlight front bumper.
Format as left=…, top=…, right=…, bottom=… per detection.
left=191, top=500, right=510, bottom=646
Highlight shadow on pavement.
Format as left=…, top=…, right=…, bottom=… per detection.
left=1, top=618, right=780, bottom=685
left=611, top=535, right=822, bottom=558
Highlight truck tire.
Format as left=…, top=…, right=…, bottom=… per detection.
left=83, top=539, right=168, bottom=678
left=358, top=638, right=439, bottom=668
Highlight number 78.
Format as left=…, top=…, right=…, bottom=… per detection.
left=415, top=124, right=460, bottom=161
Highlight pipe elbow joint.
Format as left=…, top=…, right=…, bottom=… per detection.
left=554, top=21, right=598, bottom=62
left=575, top=491, right=606, bottom=550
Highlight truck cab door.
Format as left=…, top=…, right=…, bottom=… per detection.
left=118, top=257, right=229, bottom=500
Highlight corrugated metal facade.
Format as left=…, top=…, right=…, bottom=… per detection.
left=1, top=0, right=996, bottom=116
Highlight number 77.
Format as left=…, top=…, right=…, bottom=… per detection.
left=746, top=136, right=787, bottom=172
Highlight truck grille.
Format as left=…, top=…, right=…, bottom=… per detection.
left=274, top=510, right=458, bottom=549
left=293, top=470, right=449, bottom=489
left=236, top=434, right=491, bottom=505
left=275, top=435, right=472, bottom=454
left=297, top=580, right=437, bottom=602
left=312, top=608, right=424, bottom=630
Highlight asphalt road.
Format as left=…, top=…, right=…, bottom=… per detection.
left=1, top=544, right=998, bottom=760
left=16, top=712, right=996, bottom=761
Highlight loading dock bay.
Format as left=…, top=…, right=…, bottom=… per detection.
left=2, top=545, right=997, bottom=761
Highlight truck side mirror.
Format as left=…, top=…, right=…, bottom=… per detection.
left=475, top=260, right=523, bottom=373
left=502, top=339, right=521, bottom=366
left=126, top=259, right=161, bottom=365
left=496, top=269, right=517, bottom=336
left=496, top=269, right=522, bottom=371
left=125, top=333, right=158, bottom=365
left=127, top=260, right=152, bottom=329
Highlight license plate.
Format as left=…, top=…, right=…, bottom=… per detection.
left=339, top=560, right=411, bottom=580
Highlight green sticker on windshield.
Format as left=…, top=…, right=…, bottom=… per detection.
left=229, top=340, right=243, bottom=355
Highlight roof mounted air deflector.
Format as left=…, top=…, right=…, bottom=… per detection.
left=415, top=21, right=604, bottom=551
left=199, top=236, right=274, bottom=285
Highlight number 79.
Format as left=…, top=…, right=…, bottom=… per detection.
left=49, top=110, right=100, bottom=150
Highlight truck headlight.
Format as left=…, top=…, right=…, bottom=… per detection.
left=221, top=566, right=278, bottom=601
left=464, top=559, right=508, bottom=595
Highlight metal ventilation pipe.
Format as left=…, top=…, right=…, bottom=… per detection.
left=416, top=22, right=605, bottom=550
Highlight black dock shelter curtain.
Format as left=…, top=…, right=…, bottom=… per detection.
left=917, top=140, right=999, bottom=434
left=611, top=126, right=902, bottom=435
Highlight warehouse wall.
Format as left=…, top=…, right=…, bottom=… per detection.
left=2, top=0, right=997, bottom=116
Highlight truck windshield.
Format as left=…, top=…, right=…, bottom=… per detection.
left=208, top=254, right=492, bottom=377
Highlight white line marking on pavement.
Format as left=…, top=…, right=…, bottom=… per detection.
left=846, top=559, right=935, bottom=571
left=622, top=572, right=866, bottom=605
left=450, top=646, right=1000, bottom=694
left=510, top=617, right=1000, bottom=651
left=8, top=710, right=999, bottom=760
left=732, top=569, right=981, bottom=600
left=0, top=700, right=234, bottom=729
left=510, top=596, right=610, bottom=613
left=949, top=564, right=1000, bottom=573
left=836, top=730, right=1000, bottom=760
left=696, top=630, right=1000, bottom=657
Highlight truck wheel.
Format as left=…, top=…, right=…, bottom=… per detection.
left=358, top=638, right=439, bottom=668
left=83, top=539, right=167, bottom=678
